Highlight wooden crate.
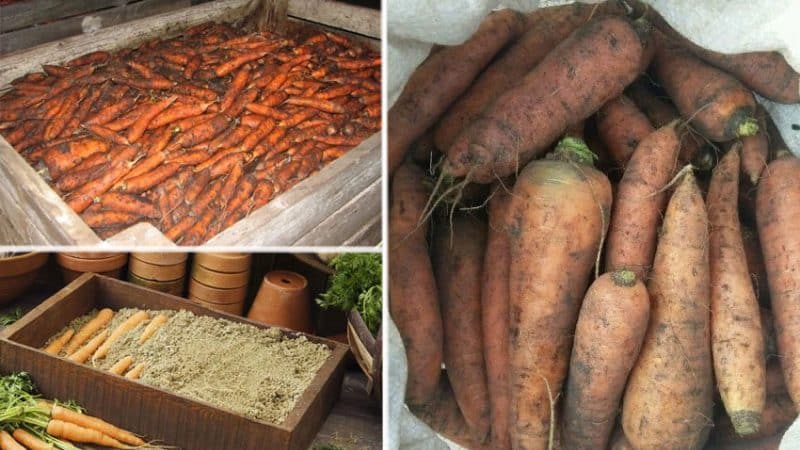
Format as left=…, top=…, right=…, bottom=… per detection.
left=0, top=272, right=349, bottom=450
left=0, top=0, right=192, bottom=56
left=0, top=0, right=382, bottom=247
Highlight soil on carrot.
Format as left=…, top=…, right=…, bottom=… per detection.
left=50, top=308, right=331, bottom=424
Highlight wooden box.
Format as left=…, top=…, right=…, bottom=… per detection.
left=0, top=273, right=349, bottom=450
left=0, top=0, right=381, bottom=247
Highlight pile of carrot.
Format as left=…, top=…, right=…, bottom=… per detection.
left=43, top=308, right=166, bottom=380
left=389, top=2, right=799, bottom=450
left=0, top=21, right=380, bottom=245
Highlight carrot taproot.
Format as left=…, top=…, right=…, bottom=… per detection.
left=64, top=308, right=114, bottom=355
left=67, top=50, right=109, bottom=66
left=181, top=205, right=218, bottom=245
left=708, top=148, right=766, bottom=435
left=312, top=135, right=363, bottom=146
left=239, top=117, right=276, bottom=152
left=284, top=96, right=345, bottom=114
left=43, top=329, right=75, bottom=356
left=165, top=179, right=222, bottom=241
left=223, top=88, right=258, bottom=118
left=127, top=95, right=177, bottom=143
left=167, top=113, right=229, bottom=150
left=335, top=57, right=380, bottom=70
left=740, top=106, right=769, bottom=185
left=432, top=212, right=490, bottom=443
left=245, top=103, right=289, bottom=120
left=215, top=42, right=282, bottom=77
left=507, top=139, right=612, bottom=450
left=148, top=101, right=211, bottom=129
left=388, top=9, right=526, bottom=174
left=68, top=330, right=108, bottom=363
left=479, top=186, right=512, bottom=450
left=47, top=420, right=125, bottom=449
left=55, top=160, right=109, bottom=193
left=651, top=31, right=758, bottom=141
left=220, top=65, right=251, bottom=113
left=118, top=162, right=182, bottom=194
left=42, top=137, right=110, bottom=179
left=84, top=96, right=137, bottom=126
left=596, top=95, right=654, bottom=167
left=444, top=15, right=652, bottom=183
left=125, top=363, right=146, bottom=380
left=219, top=175, right=255, bottom=227
left=93, top=310, right=149, bottom=360
left=0, top=430, right=25, bottom=450
left=138, top=314, right=168, bottom=344
left=43, top=88, right=84, bottom=140
left=126, top=60, right=158, bottom=79
left=50, top=404, right=145, bottom=446
left=174, top=82, right=218, bottom=101
left=621, top=171, right=713, bottom=450
left=109, top=356, right=134, bottom=375
left=755, top=150, right=800, bottom=409
left=11, top=429, right=53, bottom=450
left=279, top=109, right=318, bottom=128
left=81, top=210, right=144, bottom=228
left=83, top=124, right=130, bottom=145
left=604, top=122, right=681, bottom=280
left=103, top=103, right=151, bottom=132
left=562, top=270, right=650, bottom=450
left=94, top=192, right=159, bottom=219
left=111, top=74, right=174, bottom=90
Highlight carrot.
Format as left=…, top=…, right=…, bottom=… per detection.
left=0, top=430, right=25, bottom=450
left=83, top=124, right=130, bottom=145
left=43, top=88, right=84, bottom=140
left=81, top=210, right=143, bottom=228
left=148, top=101, right=211, bottom=129
left=139, top=313, right=169, bottom=344
left=118, top=162, right=182, bottom=194
left=42, top=137, right=110, bottom=179
left=432, top=212, right=490, bottom=443
left=220, top=65, right=251, bottom=113
left=68, top=330, right=108, bottom=363
left=165, top=180, right=222, bottom=241
left=507, top=140, right=612, bottom=450
left=168, top=114, right=229, bottom=150
left=239, top=118, right=276, bottom=152
left=67, top=144, right=140, bottom=213
left=479, top=187, right=512, bottom=450
left=109, top=356, right=134, bottom=375
left=740, top=106, right=769, bottom=185
left=596, top=95, right=654, bottom=167
left=127, top=95, right=178, bottom=143
left=621, top=172, right=713, bottom=450
left=651, top=31, right=758, bottom=141
left=562, top=270, right=650, bottom=450
left=245, top=103, right=289, bottom=120
left=708, top=148, right=766, bottom=435
left=604, top=122, right=681, bottom=280
left=388, top=9, right=526, bottom=174
left=68, top=50, right=109, bottom=66
left=11, top=429, right=53, bottom=450
left=94, top=192, right=160, bottom=218
left=174, top=82, right=218, bottom=101
left=219, top=175, right=255, bottom=228
left=65, top=308, right=114, bottom=355
left=125, top=363, right=146, bottom=380
left=103, top=103, right=151, bottom=132
left=43, top=329, right=74, bottom=355
left=444, top=15, right=652, bottom=183
left=93, top=310, right=149, bottom=360
left=181, top=205, right=218, bottom=245
left=111, top=74, right=174, bottom=90
left=223, top=88, right=258, bottom=118
left=755, top=150, right=800, bottom=409
left=215, top=42, right=283, bottom=76
left=433, top=2, right=625, bottom=150
left=50, top=404, right=145, bottom=446
left=388, top=163, right=442, bottom=406
left=47, top=420, right=126, bottom=449
left=284, top=96, right=345, bottom=114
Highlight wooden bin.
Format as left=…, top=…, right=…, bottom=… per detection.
left=0, top=0, right=381, bottom=248
left=0, top=273, right=348, bottom=450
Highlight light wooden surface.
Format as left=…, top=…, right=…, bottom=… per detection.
left=0, top=0, right=191, bottom=55
left=0, top=0, right=382, bottom=248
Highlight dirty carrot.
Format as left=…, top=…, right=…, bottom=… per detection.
left=127, top=95, right=178, bottom=143
left=284, top=96, right=345, bottom=114
left=118, top=162, right=182, bottom=194
left=148, top=101, right=211, bottom=129
left=220, top=65, right=251, bottom=113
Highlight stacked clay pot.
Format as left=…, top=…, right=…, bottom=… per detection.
left=188, top=253, right=251, bottom=315
left=0, top=252, right=48, bottom=304
left=248, top=270, right=312, bottom=333
left=128, top=253, right=188, bottom=296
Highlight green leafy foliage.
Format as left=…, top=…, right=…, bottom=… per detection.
left=317, top=253, right=382, bottom=334
left=0, top=308, right=23, bottom=326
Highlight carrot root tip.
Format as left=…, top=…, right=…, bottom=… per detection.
left=611, top=269, right=638, bottom=287
left=736, top=117, right=759, bottom=138
left=730, top=410, right=760, bottom=436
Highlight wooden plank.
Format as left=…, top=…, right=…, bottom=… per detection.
left=0, top=0, right=192, bottom=55
left=0, top=0, right=128, bottom=33
left=0, top=0, right=250, bottom=85
left=104, top=222, right=178, bottom=247
left=294, top=177, right=381, bottom=246
left=0, top=138, right=99, bottom=246
left=342, top=214, right=382, bottom=247
left=288, top=0, right=379, bottom=38
left=207, top=133, right=381, bottom=247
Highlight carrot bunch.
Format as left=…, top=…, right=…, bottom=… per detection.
left=0, top=21, right=381, bottom=245
left=390, top=2, right=799, bottom=450
left=0, top=372, right=148, bottom=449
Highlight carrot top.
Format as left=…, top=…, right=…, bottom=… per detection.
left=550, top=137, right=598, bottom=166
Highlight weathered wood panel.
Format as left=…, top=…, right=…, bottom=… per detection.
left=0, top=0, right=191, bottom=55
left=0, top=0, right=128, bottom=33
left=288, top=0, right=380, bottom=38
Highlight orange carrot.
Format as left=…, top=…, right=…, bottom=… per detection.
left=284, top=96, right=345, bottom=114
left=42, top=137, right=110, bottom=179
left=174, top=82, right=218, bottom=101
left=65, top=308, right=114, bottom=355
left=84, top=96, right=137, bottom=126
left=224, top=88, right=258, bottom=118
left=81, top=210, right=143, bottom=228
left=47, top=420, right=126, bottom=449
left=125, top=363, right=146, bottom=380
left=127, top=95, right=178, bottom=143
left=68, top=330, right=108, bottom=363
left=50, top=404, right=145, bottom=446
left=168, top=114, right=229, bottom=150
left=118, top=162, right=182, bottom=194
left=138, top=314, right=169, bottom=344
left=148, top=101, right=211, bottom=129
left=11, top=429, right=53, bottom=450
left=245, top=103, right=289, bottom=120
left=83, top=124, right=130, bottom=145
left=109, top=356, right=134, bottom=375
left=220, top=65, right=251, bottom=112
left=43, top=329, right=74, bottom=356
left=94, top=310, right=149, bottom=360
left=0, top=430, right=25, bottom=450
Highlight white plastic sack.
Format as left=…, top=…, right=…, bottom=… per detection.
left=387, top=1, right=800, bottom=449
left=386, top=0, right=800, bottom=154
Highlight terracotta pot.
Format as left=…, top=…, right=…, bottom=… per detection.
left=191, top=263, right=249, bottom=289
left=187, top=279, right=247, bottom=304
left=128, top=272, right=185, bottom=296
left=194, top=253, right=251, bottom=273
left=247, top=271, right=311, bottom=333
left=0, top=253, right=48, bottom=304
left=188, top=296, right=244, bottom=316
left=129, top=256, right=186, bottom=281
left=132, top=252, right=187, bottom=265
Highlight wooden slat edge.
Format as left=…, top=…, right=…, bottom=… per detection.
left=287, top=0, right=380, bottom=38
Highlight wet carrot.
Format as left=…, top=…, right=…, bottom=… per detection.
left=119, top=162, right=182, bottom=194
left=220, top=65, right=251, bottom=112
left=127, top=95, right=178, bottom=143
